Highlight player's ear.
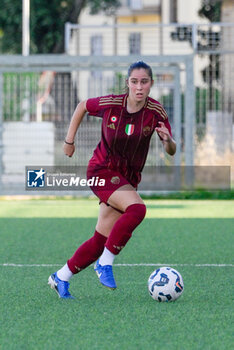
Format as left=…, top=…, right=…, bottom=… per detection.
left=151, top=79, right=154, bottom=87
left=125, top=79, right=130, bottom=94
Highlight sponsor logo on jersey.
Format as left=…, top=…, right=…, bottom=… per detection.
left=107, top=123, right=116, bottom=130
left=125, top=124, right=134, bottom=135
left=110, top=176, right=120, bottom=184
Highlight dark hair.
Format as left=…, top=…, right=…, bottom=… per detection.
left=127, top=61, right=153, bottom=80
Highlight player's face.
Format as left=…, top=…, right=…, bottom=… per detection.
left=127, top=68, right=153, bottom=103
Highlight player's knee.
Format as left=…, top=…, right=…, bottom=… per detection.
left=126, top=203, right=146, bottom=225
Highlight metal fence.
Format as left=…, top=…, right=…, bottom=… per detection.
left=65, top=22, right=234, bottom=55
left=0, top=23, right=233, bottom=195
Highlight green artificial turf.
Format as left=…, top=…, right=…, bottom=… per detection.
left=0, top=199, right=233, bottom=350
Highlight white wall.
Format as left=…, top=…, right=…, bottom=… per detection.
left=3, top=122, right=54, bottom=174
left=162, top=0, right=209, bottom=24
left=178, top=0, right=207, bottom=24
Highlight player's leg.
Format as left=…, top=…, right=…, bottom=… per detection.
left=108, top=183, right=145, bottom=211
left=105, top=183, right=146, bottom=253
left=95, top=184, right=146, bottom=289
left=48, top=203, right=121, bottom=298
left=66, top=203, right=122, bottom=273
left=96, top=202, right=123, bottom=238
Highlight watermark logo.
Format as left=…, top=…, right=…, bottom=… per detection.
left=25, top=166, right=106, bottom=191
left=27, top=168, right=45, bottom=188
left=25, top=165, right=230, bottom=191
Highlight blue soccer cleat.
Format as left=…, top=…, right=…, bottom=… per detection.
left=94, top=259, right=117, bottom=290
left=48, top=272, right=74, bottom=299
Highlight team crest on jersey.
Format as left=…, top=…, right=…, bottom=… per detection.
left=110, top=116, right=118, bottom=123
left=143, top=126, right=151, bottom=136
left=110, top=176, right=120, bottom=185
left=125, top=124, right=134, bottom=136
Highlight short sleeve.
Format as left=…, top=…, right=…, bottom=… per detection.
left=86, top=97, right=104, bottom=118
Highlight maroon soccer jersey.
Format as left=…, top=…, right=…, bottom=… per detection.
left=86, top=94, right=172, bottom=187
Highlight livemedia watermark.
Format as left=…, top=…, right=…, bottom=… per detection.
left=26, top=166, right=105, bottom=191
left=25, top=165, right=231, bottom=191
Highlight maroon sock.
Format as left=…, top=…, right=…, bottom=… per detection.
left=67, top=230, right=107, bottom=274
left=105, top=203, right=146, bottom=255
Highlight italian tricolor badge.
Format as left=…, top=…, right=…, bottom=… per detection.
left=125, top=124, right=134, bottom=135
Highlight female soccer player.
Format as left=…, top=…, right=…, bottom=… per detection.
left=48, top=61, right=176, bottom=298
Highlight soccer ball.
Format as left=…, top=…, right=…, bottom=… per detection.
left=148, top=267, right=184, bottom=302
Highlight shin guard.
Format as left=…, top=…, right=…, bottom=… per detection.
left=105, top=203, right=146, bottom=255
left=67, top=230, right=107, bottom=274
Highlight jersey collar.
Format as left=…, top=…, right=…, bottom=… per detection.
left=123, top=94, right=148, bottom=113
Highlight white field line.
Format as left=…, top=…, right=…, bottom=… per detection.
left=1, top=263, right=233, bottom=268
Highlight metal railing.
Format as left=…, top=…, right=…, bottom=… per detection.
left=65, top=22, right=234, bottom=55
left=0, top=22, right=233, bottom=194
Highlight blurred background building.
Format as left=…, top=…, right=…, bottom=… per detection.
left=0, top=0, right=233, bottom=194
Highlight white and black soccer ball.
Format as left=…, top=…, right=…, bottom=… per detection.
left=148, top=267, right=184, bottom=302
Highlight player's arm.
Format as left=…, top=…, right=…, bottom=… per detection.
left=63, top=100, right=87, bottom=157
left=155, top=121, right=176, bottom=156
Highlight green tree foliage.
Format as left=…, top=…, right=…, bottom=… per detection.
left=0, top=1, right=22, bottom=53
left=0, top=0, right=120, bottom=54
left=198, top=0, right=222, bottom=22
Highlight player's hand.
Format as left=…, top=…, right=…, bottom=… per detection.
left=63, top=142, right=75, bottom=157
left=155, top=121, right=171, bottom=142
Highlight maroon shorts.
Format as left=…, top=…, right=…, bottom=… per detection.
left=87, top=167, right=132, bottom=204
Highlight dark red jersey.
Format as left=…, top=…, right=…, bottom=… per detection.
left=86, top=94, right=172, bottom=186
